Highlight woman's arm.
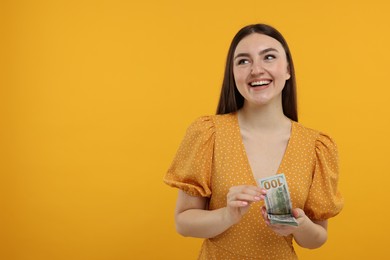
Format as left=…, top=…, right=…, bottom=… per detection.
left=175, top=185, right=262, bottom=238
left=291, top=209, right=328, bottom=249
left=174, top=191, right=233, bottom=238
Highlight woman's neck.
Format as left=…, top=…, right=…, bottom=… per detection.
left=238, top=101, right=290, bottom=134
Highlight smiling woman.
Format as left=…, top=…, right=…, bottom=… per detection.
left=217, top=24, right=298, bottom=122
left=233, top=33, right=291, bottom=109
left=164, top=24, right=343, bottom=259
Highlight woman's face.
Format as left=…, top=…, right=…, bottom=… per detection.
left=233, top=33, right=291, bottom=107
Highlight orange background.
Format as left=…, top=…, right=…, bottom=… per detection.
left=1, top=0, right=389, bottom=259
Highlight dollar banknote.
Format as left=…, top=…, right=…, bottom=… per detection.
left=258, top=174, right=298, bottom=226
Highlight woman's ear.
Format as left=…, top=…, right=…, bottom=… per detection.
left=286, top=65, right=291, bottom=80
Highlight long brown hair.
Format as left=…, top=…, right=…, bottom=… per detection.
left=216, top=24, right=298, bottom=122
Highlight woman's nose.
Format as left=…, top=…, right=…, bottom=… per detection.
left=251, top=61, right=264, bottom=75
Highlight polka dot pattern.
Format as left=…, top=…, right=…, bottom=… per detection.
left=164, top=113, right=343, bottom=259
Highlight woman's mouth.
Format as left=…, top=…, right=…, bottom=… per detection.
left=249, top=80, right=272, bottom=87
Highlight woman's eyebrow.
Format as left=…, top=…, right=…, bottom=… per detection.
left=234, top=48, right=279, bottom=60
left=259, top=47, right=279, bottom=55
left=234, top=53, right=250, bottom=60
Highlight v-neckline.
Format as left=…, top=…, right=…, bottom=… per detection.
left=232, top=112, right=295, bottom=185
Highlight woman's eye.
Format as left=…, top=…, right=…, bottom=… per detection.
left=237, top=59, right=249, bottom=65
left=265, top=55, right=276, bottom=61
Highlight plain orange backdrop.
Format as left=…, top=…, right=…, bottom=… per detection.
left=1, top=0, right=389, bottom=259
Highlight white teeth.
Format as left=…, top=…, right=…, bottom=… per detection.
left=250, top=80, right=271, bottom=86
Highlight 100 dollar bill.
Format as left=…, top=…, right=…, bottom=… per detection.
left=258, top=174, right=298, bottom=226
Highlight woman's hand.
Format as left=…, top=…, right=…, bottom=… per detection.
left=174, top=187, right=265, bottom=239
left=260, top=207, right=306, bottom=236
left=261, top=206, right=329, bottom=248
left=224, top=185, right=264, bottom=225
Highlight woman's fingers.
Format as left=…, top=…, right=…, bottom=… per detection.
left=270, top=224, right=298, bottom=236
left=261, top=207, right=305, bottom=236
left=261, top=206, right=270, bottom=224
left=227, top=200, right=249, bottom=207
left=229, top=192, right=260, bottom=203
left=227, top=185, right=263, bottom=203
left=292, top=208, right=305, bottom=219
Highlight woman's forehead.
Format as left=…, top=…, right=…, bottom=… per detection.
left=235, top=33, right=285, bottom=54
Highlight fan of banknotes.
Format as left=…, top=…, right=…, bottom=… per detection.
left=257, top=174, right=298, bottom=226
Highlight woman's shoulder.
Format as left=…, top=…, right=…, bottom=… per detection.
left=190, top=113, right=237, bottom=130
left=292, top=121, right=337, bottom=149
left=293, top=121, right=320, bottom=137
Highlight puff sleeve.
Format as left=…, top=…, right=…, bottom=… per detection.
left=304, top=133, right=344, bottom=221
left=163, top=116, right=215, bottom=197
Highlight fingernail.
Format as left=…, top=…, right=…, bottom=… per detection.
left=254, top=196, right=260, bottom=200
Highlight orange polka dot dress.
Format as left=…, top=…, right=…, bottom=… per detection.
left=164, top=113, right=343, bottom=259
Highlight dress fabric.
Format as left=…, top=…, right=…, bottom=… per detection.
left=164, top=113, right=343, bottom=259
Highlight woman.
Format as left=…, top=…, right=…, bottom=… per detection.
left=164, top=24, right=343, bottom=259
